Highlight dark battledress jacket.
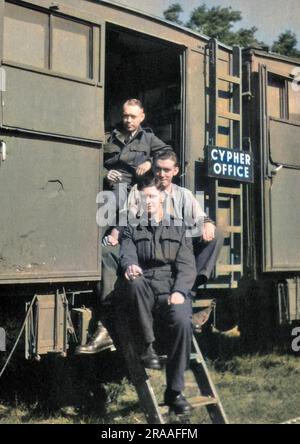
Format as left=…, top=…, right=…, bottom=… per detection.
left=104, top=126, right=171, bottom=186
left=119, top=221, right=197, bottom=298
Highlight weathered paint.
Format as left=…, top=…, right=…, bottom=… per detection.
left=243, top=49, right=300, bottom=274
left=0, top=135, right=102, bottom=283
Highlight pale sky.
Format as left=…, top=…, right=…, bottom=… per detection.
left=109, top=0, right=300, bottom=48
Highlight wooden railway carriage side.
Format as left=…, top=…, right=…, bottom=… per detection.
left=0, top=0, right=239, bottom=358
left=239, top=49, right=300, bottom=344
left=0, top=0, right=105, bottom=284
left=0, top=0, right=298, bottom=358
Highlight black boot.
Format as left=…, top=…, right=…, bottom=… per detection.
left=140, top=343, right=161, bottom=370
left=164, top=389, right=192, bottom=415
left=74, top=322, right=115, bottom=355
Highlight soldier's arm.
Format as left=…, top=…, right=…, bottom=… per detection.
left=136, top=132, right=171, bottom=174
left=184, top=189, right=215, bottom=238
left=191, top=193, right=216, bottom=238
left=149, top=134, right=172, bottom=158
left=103, top=136, right=122, bottom=182
left=119, top=225, right=140, bottom=273
left=172, top=230, right=197, bottom=298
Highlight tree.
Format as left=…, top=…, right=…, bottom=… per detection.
left=272, top=31, right=300, bottom=57
left=164, top=2, right=300, bottom=56
left=226, top=27, right=259, bottom=47
left=186, top=4, right=241, bottom=42
left=163, top=3, right=183, bottom=25
left=164, top=2, right=264, bottom=47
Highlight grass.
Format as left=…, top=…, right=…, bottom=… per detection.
left=212, top=353, right=300, bottom=424
left=1, top=332, right=300, bottom=424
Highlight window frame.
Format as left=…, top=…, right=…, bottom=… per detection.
left=267, top=70, right=300, bottom=127
left=288, top=80, right=300, bottom=124
left=1, top=0, right=104, bottom=87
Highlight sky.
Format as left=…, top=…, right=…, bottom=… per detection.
left=109, top=0, right=300, bottom=48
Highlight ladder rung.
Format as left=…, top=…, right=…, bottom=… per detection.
left=188, top=396, right=218, bottom=408
left=159, top=396, right=218, bottom=413
left=193, top=299, right=215, bottom=308
left=217, top=264, right=243, bottom=273
left=190, top=353, right=204, bottom=362
left=218, top=112, right=241, bottom=122
left=218, top=74, right=241, bottom=85
left=217, top=186, right=241, bottom=196
left=204, top=281, right=238, bottom=289
left=224, top=226, right=242, bottom=234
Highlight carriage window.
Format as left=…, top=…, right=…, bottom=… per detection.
left=288, top=82, right=300, bottom=122
left=3, top=2, right=95, bottom=80
left=52, top=17, right=92, bottom=79
left=267, top=75, right=285, bottom=119
left=3, top=2, right=49, bottom=69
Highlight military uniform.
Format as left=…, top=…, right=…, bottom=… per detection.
left=116, top=221, right=196, bottom=393
left=104, top=126, right=171, bottom=209
left=126, top=183, right=224, bottom=288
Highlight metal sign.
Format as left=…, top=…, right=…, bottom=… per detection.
left=206, top=145, right=254, bottom=183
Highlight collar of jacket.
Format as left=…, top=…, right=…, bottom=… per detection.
left=112, top=126, right=153, bottom=144
left=112, top=126, right=142, bottom=143
left=135, top=215, right=179, bottom=230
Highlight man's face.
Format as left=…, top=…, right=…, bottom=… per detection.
left=141, top=186, right=162, bottom=216
left=123, top=104, right=145, bottom=134
left=154, top=158, right=179, bottom=190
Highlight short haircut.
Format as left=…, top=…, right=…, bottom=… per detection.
left=137, top=173, right=162, bottom=191
left=154, top=150, right=179, bottom=167
left=123, top=98, right=144, bottom=110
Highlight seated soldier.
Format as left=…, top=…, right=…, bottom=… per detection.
left=75, top=100, right=172, bottom=355
left=104, top=98, right=171, bottom=211
left=75, top=150, right=223, bottom=355
left=114, top=176, right=196, bottom=415
left=128, top=150, right=224, bottom=290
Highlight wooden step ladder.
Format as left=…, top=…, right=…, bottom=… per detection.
left=114, top=311, right=228, bottom=424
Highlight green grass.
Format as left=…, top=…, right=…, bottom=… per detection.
left=211, top=353, right=300, bottom=424
left=1, top=334, right=300, bottom=424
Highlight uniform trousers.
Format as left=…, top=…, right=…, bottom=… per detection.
left=118, top=275, right=192, bottom=393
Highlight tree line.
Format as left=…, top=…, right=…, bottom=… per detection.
left=164, top=3, right=300, bottom=58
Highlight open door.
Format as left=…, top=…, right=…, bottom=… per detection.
left=259, top=63, right=300, bottom=272
left=104, top=24, right=184, bottom=179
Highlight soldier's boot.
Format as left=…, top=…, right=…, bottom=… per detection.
left=164, top=389, right=192, bottom=415
left=140, top=343, right=161, bottom=370
left=74, top=322, right=115, bottom=355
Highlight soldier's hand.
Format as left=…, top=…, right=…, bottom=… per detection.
left=107, top=169, right=123, bottom=183
left=203, top=222, right=215, bottom=242
left=136, top=160, right=152, bottom=176
left=168, top=292, right=185, bottom=305
left=125, top=264, right=143, bottom=281
left=102, top=234, right=119, bottom=247
left=110, top=228, right=120, bottom=244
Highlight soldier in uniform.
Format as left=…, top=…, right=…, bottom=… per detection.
left=115, top=176, right=196, bottom=415
left=76, top=149, right=223, bottom=355
left=75, top=100, right=171, bottom=355
left=126, top=150, right=224, bottom=290
left=104, top=98, right=171, bottom=212
left=153, top=150, right=224, bottom=290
